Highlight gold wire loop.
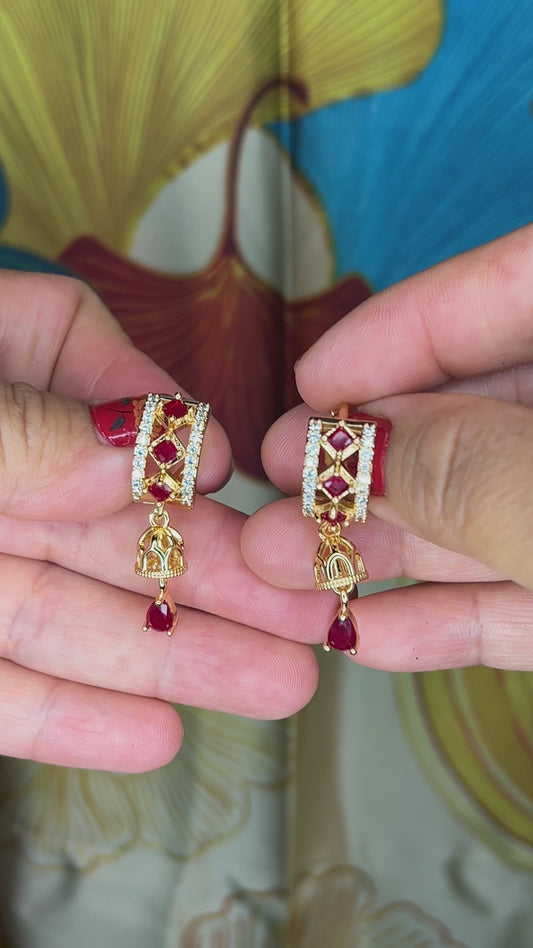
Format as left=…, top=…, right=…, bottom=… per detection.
left=149, top=505, right=170, bottom=528
left=318, top=521, right=343, bottom=538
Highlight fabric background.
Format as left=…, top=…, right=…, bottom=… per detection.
left=0, top=1, right=531, bottom=944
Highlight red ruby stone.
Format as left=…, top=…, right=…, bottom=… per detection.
left=327, top=614, right=357, bottom=651
left=328, top=427, right=353, bottom=451
left=153, top=439, right=178, bottom=465
left=318, top=447, right=328, bottom=473
left=163, top=397, right=187, bottom=420
left=149, top=480, right=173, bottom=501
left=323, top=474, right=349, bottom=497
left=321, top=509, right=346, bottom=524
left=343, top=453, right=359, bottom=478
left=145, top=599, right=175, bottom=632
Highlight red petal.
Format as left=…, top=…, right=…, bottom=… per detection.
left=60, top=240, right=371, bottom=480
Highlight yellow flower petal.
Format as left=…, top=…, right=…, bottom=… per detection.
left=395, top=669, right=533, bottom=870
left=0, top=0, right=443, bottom=255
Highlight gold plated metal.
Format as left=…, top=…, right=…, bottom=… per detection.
left=302, top=403, right=377, bottom=654
left=135, top=506, right=187, bottom=579
left=313, top=524, right=367, bottom=592
left=132, top=392, right=210, bottom=636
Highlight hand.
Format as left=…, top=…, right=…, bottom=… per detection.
left=0, top=271, right=318, bottom=772
left=242, top=225, right=533, bottom=672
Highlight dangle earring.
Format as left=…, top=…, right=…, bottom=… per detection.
left=131, top=393, right=210, bottom=636
left=302, top=405, right=391, bottom=653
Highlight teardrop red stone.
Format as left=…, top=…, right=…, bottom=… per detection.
left=145, top=599, right=175, bottom=632
left=327, top=613, right=357, bottom=651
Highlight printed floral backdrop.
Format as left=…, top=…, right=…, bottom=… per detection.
left=0, top=0, right=531, bottom=944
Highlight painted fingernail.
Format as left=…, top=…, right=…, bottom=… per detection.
left=349, top=411, right=392, bottom=496
left=90, top=396, right=146, bottom=446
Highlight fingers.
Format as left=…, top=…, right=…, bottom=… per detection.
left=8, top=511, right=530, bottom=685
left=0, top=383, right=228, bottom=519
left=240, top=497, right=500, bottom=588
left=0, top=497, right=328, bottom=640
left=295, top=225, right=533, bottom=410
left=435, top=362, right=533, bottom=404
left=0, top=554, right=319, bottom=719
left=2, top=450, right=528, bottom=676
left=0, top=271, right=232, bottom=519
left=261, top=402, right=336, bottom=496
left=0, top=270, right=176, bottom=398
left=262, top=360, right=533, bottom=505
left=0, top=660, right=182, bottom=772
left=240, top=498, right=533, bottom=672
left=333, top=581, right=533, bottom=672
left=0, top=278, right=230, bottom=519
left=0, top=381, right=128, bottom=519
left=367, top=392, right=533, bottom=588
left=260, top=395, right=533, bottom=589
left=241, top=499, right=533, bottom=671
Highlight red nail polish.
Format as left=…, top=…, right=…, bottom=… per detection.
left=348, top=411, right=392, bottom=496
left=90, top=396, right=146, bottom=446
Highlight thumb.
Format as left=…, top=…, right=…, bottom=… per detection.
left=365, top=392, right=533, bottom=589
left=0, top=383, right=221, bottom=520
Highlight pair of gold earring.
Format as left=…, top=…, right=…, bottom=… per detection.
left=132, top=393, right=388, bottom=652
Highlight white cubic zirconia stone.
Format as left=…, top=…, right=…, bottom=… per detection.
left=131, top=394, right=157, bottom=500
left=353, top=423, right=376, bottom=521
left=302, top=418, right=322, bottom=517
left=181, top=403, right=210, bottom=506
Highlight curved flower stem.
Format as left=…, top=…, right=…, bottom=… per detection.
left=220, top=77, right=309, bottom=256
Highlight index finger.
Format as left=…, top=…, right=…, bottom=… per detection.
left=0, top=271, right=232, bottom=510
left=296, top=225, right=533, bottom=410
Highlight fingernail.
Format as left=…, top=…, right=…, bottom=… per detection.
left=349, top=411, right=392, bottom=496
left=90, top=395, right=146, bottom=446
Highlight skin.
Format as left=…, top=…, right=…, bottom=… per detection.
left=242, top=224, right=533, bottom=674
left=4, top=223, right=533, bottom=770
left=0, top=271, right=319, bottom=773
